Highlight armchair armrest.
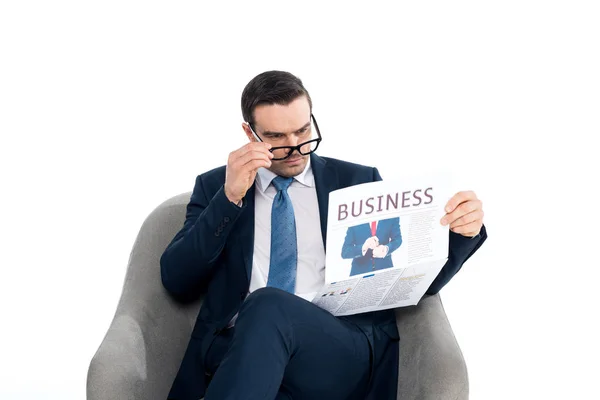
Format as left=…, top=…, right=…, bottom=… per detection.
left=87, top=301, right=199, bottom=400
left=395, top=294, right=468, bottom=400
left=87, top=193, right=202, bottom=400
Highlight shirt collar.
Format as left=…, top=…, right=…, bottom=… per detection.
left=256, top=156, right=314, bottom=193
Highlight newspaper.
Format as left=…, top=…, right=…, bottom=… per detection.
left=311, top=175, right=451, bottom=316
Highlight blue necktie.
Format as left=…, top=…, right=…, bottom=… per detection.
left=267, top=176, right=297, bottom=293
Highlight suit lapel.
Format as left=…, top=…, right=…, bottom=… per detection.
left=311, top=153, right=339, bottom=249
left=238, top=183, right=256, bottom=284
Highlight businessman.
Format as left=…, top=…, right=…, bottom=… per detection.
left=160, top=70, right=487, bottom=400
left=342, top=217, right=402, bottom=276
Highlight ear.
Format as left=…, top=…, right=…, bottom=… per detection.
left=241, top=122, right=255, bottom=142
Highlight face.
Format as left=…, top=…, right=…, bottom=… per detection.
left=243, top=96, right=313, bottom=178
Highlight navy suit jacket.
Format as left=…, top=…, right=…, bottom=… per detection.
left=342, top=217, right=402, bottom=276
left=160, top=153, right=487, bottom=400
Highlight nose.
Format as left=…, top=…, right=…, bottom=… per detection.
left=283, top=134, right=299, bottom=147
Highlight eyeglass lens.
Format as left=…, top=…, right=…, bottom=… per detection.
left=270, top=139, right=319, bottom=160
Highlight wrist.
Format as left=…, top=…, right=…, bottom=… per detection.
left=224, top=186, right=242, bottom=205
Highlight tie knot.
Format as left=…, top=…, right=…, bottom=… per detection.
left=272, top=176, right=293, bottom=192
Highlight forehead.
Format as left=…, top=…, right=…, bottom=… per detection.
left=253, top=96, right=311, bottom=131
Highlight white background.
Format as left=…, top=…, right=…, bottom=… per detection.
left=1, top=1, right=599, bottom=399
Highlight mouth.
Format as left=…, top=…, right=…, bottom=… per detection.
left=284, top=157, right=303, bottom=164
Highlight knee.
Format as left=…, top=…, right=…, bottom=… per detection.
left=237, top=287, right=295, bottom=325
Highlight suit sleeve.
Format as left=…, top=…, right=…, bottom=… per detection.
left=160, top=175, right=245, bottom=302
left=425, top=225, right=488, bottom=295
left=373, top=167, right=383, bottom=182
left=341, top=227, right=363, bottom=259
left=384, top=217, right=402, bottom=255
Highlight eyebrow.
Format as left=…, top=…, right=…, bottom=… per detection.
left=261, top=121, right=311, bottom=137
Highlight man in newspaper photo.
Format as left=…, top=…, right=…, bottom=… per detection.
left=160, top=70, right=487, bottom=400
left=341, top=217, right=403, bottom=276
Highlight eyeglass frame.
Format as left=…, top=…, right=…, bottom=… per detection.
left=246, top=113, right=323, bottom=161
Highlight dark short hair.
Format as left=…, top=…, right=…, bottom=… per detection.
left=241, top=70, right=313, bottom=126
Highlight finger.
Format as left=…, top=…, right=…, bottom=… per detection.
left=233, top=156, right=271, bottom=173
left=242, top=140, right=272, bottom=151
left=233, top=150, right=273, bottom=169
left=230, top=142, right=273, bottom=161
left=244, top=158, right=272, bottom=172
left=450, top=209, right=484, bottom=229
left=445, top=191, right=478, bottom=213
left=441, top=199, right=482, bottom=226
left=450, top=221, right=482, bottom=237
left=239, top=145, right=274, bottom=161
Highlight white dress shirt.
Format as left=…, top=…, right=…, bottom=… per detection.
left=249, top=157, right=326, bottom=301
left=227, top=158, right=326, bottom=328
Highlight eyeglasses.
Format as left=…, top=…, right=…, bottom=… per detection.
left=247, top=114, right=322, bottom=161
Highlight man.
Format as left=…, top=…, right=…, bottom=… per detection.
left=341, top=217, right=402, bottom=276
left=160, top=70, right=487, bottom=400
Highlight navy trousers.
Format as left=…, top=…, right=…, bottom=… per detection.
left=204, top=287, right=372, bottom=400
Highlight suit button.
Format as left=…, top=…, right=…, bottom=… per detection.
left=214, top=232, right=220, bottom=237
left=240, top=291, right=246, bottom=300
left=224, top=216, right=230, bottom=223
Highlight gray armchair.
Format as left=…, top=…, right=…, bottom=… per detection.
left=87, top=192, right=469, bottom=400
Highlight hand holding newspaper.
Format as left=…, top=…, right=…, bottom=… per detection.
left=311, top=174, right=451, bottom=316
